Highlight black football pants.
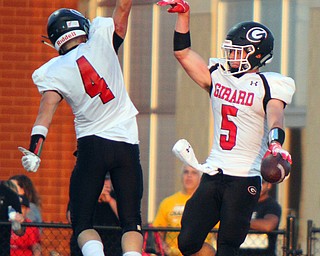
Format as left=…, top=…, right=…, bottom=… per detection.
left=178, top=172, right=261, bottom=256
left=69, top=135, right=143, bottom=238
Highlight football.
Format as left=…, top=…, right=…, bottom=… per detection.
left=260, top=153, right=291, bottom=184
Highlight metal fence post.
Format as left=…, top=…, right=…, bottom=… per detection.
left=285, top=215, right=303, bottom=256
left=286, top=215, right=295, bottom=255
left=306, top=220, right=313, bottom=256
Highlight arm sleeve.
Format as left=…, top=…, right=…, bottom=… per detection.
left=113, top=32, right=124, bottom=54
left=265, top=201, right=282, bottom=219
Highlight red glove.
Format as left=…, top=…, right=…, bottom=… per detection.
left=157, top=0, right=190, bottom=13
left=263, top=142, right=292, bottom=164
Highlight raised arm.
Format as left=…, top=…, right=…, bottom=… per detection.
left=113, top=0, right=132, bottom=39
left=158, top=0, right=212, bottom=92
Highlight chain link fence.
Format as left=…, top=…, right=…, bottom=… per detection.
left=142, top=226, right=286, bottom=256
left=0, top=216, right=305, bottom=256
left=0, top=222, right=122, bottom=256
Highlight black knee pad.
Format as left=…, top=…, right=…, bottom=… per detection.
left=122, top=222, right=143, bottom=236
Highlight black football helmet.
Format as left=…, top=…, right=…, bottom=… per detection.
left=220, top=21, right=274, bottom=75
left=47, top=8, right=90, bottom=54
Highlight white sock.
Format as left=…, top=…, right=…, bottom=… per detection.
left=81, top=240, right=104, bottom=256
left=123, top=252, right=142, bottom=256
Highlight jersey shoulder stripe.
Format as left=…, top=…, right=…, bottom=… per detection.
left=257, top=73, right=271, bottom=112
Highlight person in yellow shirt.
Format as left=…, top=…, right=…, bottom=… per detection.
left=153, top=165, right=216, bottom=256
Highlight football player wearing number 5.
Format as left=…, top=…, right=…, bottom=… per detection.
left=18, top=1, right=144, bottom=256
left=157, top=1, right=295, bottom=255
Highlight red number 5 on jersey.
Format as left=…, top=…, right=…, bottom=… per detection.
left=76, top=56, right=115, bottom=104
left=220, top=105, right=238, bottom=150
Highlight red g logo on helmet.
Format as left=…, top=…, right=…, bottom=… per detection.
left=246, top=27, right=267, bottom=43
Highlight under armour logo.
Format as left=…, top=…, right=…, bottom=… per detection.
left=250, top=81, right=258, bottom=86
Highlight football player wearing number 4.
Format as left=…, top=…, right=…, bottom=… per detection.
left=18, top=1, right=144, bottom=256
left=157, top=0, right=295, bottom=255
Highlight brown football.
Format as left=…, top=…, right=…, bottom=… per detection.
left=260, top=153, right=291, bottom=184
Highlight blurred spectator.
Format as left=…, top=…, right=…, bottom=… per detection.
left=153, top=165, right=216, bottom=256
left=10, top=175, right=42, bottom=222
left=67, top=173, right=122, bottom=256
left=0, top=180, right=24, bottom=256
left=10, top=195, right=41, bottom=255
left=239, top=181, right=281, bottom=256
left=3, top=180, right=19, bottom=194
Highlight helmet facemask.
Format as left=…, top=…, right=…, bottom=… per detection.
left=220, top=40, right=255, bottom=75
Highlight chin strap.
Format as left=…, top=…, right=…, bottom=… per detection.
left=41, top=35, right=55, bottom=50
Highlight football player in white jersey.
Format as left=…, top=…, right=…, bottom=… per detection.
left=18, top=1, right=144, bottom=256
left=157, top=1, right=295, bottom=256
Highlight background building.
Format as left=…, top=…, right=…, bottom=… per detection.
left=0, top=0, right=318, bottom=252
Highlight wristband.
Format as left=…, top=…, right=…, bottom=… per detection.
left=268, top=127, right=285, bottom=146
left=29, top=125, right=48, bottom=156
left=29, top=135, right=45, bottom=156
left=174, top=31, right=191, bottom=51
left=31, top=125, right=48, bottom=137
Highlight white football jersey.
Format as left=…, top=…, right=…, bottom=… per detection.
left=205, top=58, right=295, bottom=177
left=32, top=17, right=139, bottom=143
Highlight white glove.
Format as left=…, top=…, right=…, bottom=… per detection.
left=172, top=139, right=218, bottom=175
left=18, top=147, right=41, bottom=172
